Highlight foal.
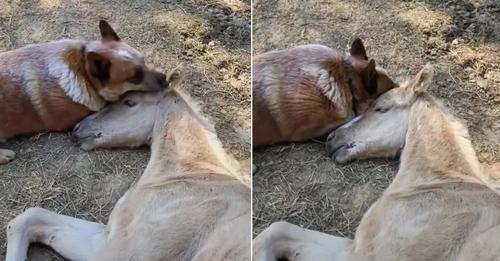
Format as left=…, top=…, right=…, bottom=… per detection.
left=6, top=72, right=251, bottom=260
left=255, top=65, right=500, bottom=260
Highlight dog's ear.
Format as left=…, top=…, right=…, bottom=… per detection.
left=99, top=20, right=120, bottom=42
left=86, top=51, right=111, bottom=85
left=350, top=38, right=368, bottom=60
left=361, top=59, right=378, bottom=94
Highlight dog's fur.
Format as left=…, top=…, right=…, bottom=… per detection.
left=0, top=20, right=166, bottom=164
left=252, top=39, right=398, bottom=147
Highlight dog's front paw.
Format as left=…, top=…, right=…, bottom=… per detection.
left=0, top=149, right=15, bottom=164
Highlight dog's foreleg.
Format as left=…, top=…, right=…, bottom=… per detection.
left=6, top=207, right=107, bottom=261
left=253, top=221, right=351, bottom=261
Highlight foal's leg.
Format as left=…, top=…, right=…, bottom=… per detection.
left=0, top=148, right=15, bottom=164
left=6, top=207, right=107, bottom=261
left=253, top=221, right=351, bottom=261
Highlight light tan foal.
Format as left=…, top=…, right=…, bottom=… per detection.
left=6, top=72, right=251, bottom=261
left=255, top=64, right=500, bottom=261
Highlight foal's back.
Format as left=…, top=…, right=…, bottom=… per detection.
left=352, top=181, right=500, bottom=261
left=91, top=172, right=250, bottom=261
left=90, top=106, right=250, bottom=260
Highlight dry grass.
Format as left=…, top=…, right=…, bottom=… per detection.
left=253, top=0, right=500, bottom=237
left=0, top=0, right=250, bottom=259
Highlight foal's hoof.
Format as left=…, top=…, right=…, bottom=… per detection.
left=0, top=149, right=15, bottom=164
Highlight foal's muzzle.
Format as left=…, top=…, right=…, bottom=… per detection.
left=72, top=122, right=100, bottom=151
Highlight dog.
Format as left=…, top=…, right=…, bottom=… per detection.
left=0, top=20, right=167, bottom=164
left=252, top=38, right=398, bottom=147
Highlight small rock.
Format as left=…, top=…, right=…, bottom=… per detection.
left=477, top=79, right=488, bottom=88
left=452, top=39, right=459, bottom=45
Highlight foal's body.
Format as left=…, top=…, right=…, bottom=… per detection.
left=7, top=83, right=250, bottom=260
left=348, top=97, right=500, bottom=261
left=255, top=65, right=500, bottom=260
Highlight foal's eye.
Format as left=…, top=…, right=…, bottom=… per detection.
left=123, top=100, right=137, bottom=107
left=375, top=107, right=390, bottom=113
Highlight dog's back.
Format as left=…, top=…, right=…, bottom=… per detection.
left=0, top=40, right=95, bottom=140
left=0, top=21, right=168, bottom=144
left=252, top=40, right=397, bottom=147
left=253, top=45, right=347, bottom=146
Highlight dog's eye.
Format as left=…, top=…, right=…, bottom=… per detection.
left=128, top=68, right=144, bottom=84
left=123, top=100, right=137, bottom=107
left=375, top=107, right=390, bottom=113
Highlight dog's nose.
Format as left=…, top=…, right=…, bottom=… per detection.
left=156, top=72, right=167, bottom=87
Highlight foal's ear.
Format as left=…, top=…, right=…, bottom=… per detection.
left=164, top=64, right=184, bottom=94
left=99, top=20, right=120, bottom=42
left=410, top=63, right=434, bottom=93
left=350, top=38, right=368, bottom=60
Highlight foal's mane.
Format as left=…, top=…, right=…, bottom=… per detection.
left=409, top=92, right=500, bottom=195
left=164, top=86, right=250, bottom=187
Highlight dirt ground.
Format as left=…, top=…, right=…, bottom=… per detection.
left=0, top=0, right=250, bottom=259
left=253, top=0, right=500, bottom=238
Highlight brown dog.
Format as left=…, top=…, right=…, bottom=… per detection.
left=252, top=39, right=398, bottom=147
left=0, top=20, right=167, bottom=164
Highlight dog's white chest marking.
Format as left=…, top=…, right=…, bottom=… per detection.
left=301, top=65, right=343, bottom=104
left=47, top=55, right=105, bottom=111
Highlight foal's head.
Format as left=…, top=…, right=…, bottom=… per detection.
left=72, top=69, right=186, bottom=150
left=325, top=64, right=434, bottom=164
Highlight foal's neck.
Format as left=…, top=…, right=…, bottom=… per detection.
left=142, top=93, right=241, bottom=183
left=395, top=96, right=483, bottom=188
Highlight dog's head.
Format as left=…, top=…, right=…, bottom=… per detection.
left=84, top=20, right=166, bottom=102
left=348, top=38, right=398, bottom=113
